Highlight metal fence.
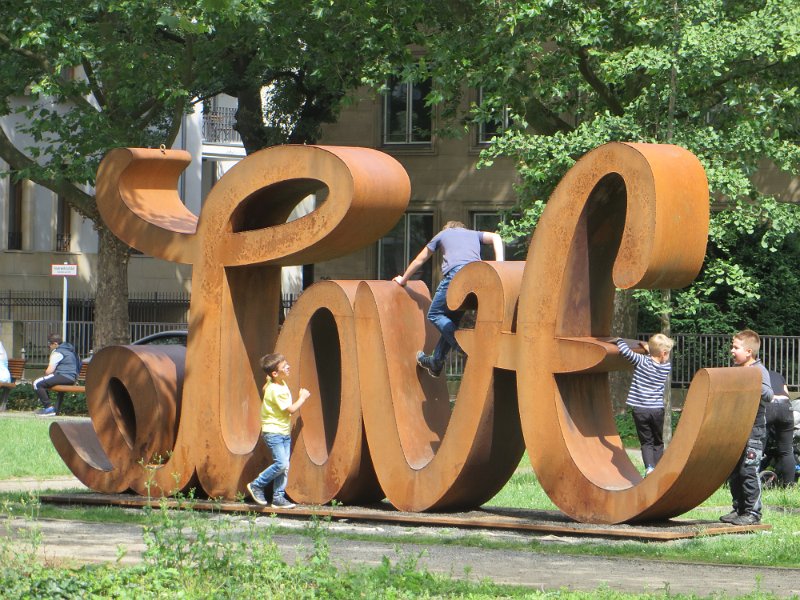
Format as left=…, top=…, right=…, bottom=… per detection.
left=635, top=333, right=800, bottom=390
left=10, top=286, right=800, bottom=389
left=443, top=333, right=800, bottom=391
left=21, top=321, right=189, bottom=363
left=17, top=293, right=299, bottom=364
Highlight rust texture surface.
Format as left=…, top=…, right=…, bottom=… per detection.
left=50, top=142, right=761, bottom=524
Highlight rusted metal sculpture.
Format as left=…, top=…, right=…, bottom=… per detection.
left=50, top=142, right=760, bottom=524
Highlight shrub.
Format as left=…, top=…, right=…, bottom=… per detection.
left=6, top=383, right=87, bottom=415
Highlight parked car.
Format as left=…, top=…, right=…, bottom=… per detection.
left=130, top=330, right=188, bottom=347
left=83, top=330, right=188, bottom=363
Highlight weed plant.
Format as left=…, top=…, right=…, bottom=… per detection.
left=0, top=491, right=543, bottom=598
left=5, top=410, right=800, bottom=594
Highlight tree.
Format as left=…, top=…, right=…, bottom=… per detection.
left=177, top=0, right=438, bottom=152
left=415, top=0, right=800, bottom=333
left=1, top=0, right=205, bottom=347
left=0, top=0, right=431, bottom=348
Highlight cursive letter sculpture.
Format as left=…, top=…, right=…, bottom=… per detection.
left=50, top=142, right=760, bottom=523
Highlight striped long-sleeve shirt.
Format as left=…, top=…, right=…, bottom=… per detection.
left=615, top=339, right=671, bottom=410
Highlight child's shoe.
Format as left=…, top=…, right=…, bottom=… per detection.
left=246, top=482, right=268, bottom=506
left=416, top=351, right=443, bottom=377
left=719, top=510, right=739, bottom=524
left=271, top=495, right=296, bottom=509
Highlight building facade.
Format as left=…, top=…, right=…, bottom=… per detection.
left=1, top=84, right=522, bottom=302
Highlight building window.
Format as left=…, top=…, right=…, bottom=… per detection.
left=377, top=212, right=434, bottom=288
left=476, top=88, right=511, bottom=145
left=56, top=196, right=72, bottom=252
left=471, top=211, right=527, bottom=261
left=7, top=173, right=23, bottom=250
left=383, top=77, right=433, bottom=145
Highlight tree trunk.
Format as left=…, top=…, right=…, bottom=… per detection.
left=610, top=289, right=638, bottom=414
left=93, top=226, right=131, bottom=350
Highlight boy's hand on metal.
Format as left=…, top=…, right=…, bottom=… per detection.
left=392, top=276, right=406, bottom=286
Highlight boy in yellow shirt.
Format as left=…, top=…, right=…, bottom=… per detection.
left=246, top=353, right=310, bottom=508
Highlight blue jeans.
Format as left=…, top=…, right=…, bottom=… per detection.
left=252, top=433, right=291, bottom=500
left=427, top=265, right=465, bottom=364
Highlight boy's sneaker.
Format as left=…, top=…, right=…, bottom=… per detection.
left=271, top=495, right=296, bottom=509
left=644, top=466, right=655, bottom=477
left=730, top=513, right=761, bottom=526
left=719, top=510, right=739, bottom=524
left=416, top=351, right=443, bottom=378
left=246, top=482, right=268, bottom=506
left=36, top=406, right=56, bottom=417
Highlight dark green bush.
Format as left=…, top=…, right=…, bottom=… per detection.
left=6, top=382, right=87, bottom=415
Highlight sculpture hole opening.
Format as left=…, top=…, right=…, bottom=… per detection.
left=107, top=377, right=137, bottom=448
left=229, top=179, right=329, bottom=232
left=303, top=308, right=342, bottom=464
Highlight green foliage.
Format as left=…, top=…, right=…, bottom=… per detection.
left=413, top=0, right=800, bottom=332
left=638, top=228, right=800, bottom=333
left=0, top=0, right=436, bottom=182
left=1, top=0, right=203, bottom=198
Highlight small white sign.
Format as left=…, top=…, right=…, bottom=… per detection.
left=51, top=264, right=78, bottom=276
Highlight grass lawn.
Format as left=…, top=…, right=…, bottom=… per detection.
left=0, top=414, right=72, bottom=479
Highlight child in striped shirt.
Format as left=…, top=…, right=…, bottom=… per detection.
left=615, top=334, right=674, bottom=476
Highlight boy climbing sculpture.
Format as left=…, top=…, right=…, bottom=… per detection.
left=393, top=221, right=504, bottom=377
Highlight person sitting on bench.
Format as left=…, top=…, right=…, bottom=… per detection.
left=33, top=333, right=79, bottom=416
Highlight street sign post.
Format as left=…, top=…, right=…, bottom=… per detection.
left=51, top=263, right=78, bottom=340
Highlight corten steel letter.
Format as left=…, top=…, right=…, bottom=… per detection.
left=277, top=280, right=383, bottom=505
left=353, top=266, right=526, bottom=512
left=50, top=145, right=410, bottom=498
left=50, top=345, right=185, bottom=495
left=511, top=142, right=760, bottom=523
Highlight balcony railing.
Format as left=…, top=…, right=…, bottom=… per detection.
left=203, top=107, right=242, bottom=145
left=55, top=233, right=71, bottom=252
left=7, top=230, right=22, bottom=250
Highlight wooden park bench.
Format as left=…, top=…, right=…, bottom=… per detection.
left=51, top=361, right=88, bottom=414
left=0, top=358, right=27, bottom=411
